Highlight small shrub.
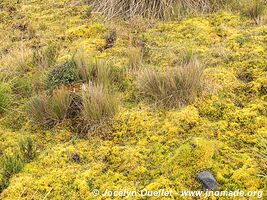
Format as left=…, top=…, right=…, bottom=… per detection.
left=81, top=84, right=119, bottom=125
left=46, top=59, right=80, bottom=91
left=19, top=137, right=36, bottom=163
left=0, top=83, right=12, bottom=115
left=137, top=57, right=204, bottom=108
left=243, top=0, right=266, bottom=24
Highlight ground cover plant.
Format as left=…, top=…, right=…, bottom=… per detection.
left=0, top=0, right=266, bottom=199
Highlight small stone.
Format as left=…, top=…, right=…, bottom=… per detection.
left=197, top=171, right=219, bottom=190
left=71, top=153, right=80, bottom=163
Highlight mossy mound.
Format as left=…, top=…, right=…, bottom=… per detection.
left=0, top=0, right=266, bottom=199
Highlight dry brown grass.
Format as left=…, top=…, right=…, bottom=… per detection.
left=137, top=57, right=204, bottom=108
left=243, top=0, right=266, bottom=25
left=81, top=84, right=119, bottom=125
left=0, top=47, right=33, bottom=81
left=127, top=47, right=144, bottom=71
left=27, top=88, right=72, bottom=127
left=91, top=0, right=239, bottom=20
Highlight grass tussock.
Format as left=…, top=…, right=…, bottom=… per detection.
left=243, top=0, right=266, bottom=24
left=81, top=84, right=119, bottom=125
left=27, top=85, right=119, bottom=132
left=0, top=47, right=33, bottom=81
left=74, top=52, right=125, bottom=89
left=137, top=57, right=204, bottom=108
left=91, top=0, right=240, bottom=19
left=48, top=88, right=72, bottom=122
left=27, top=88, right=72, bottom=128
left=127, top=47, right=144, bottom=71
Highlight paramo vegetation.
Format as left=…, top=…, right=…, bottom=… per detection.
left=0, top=0, right=267, bottom=199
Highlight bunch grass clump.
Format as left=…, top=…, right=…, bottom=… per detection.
left=27, top=88, right=72, bottom=128
left=48, top=88, right=72, bottom=122
left=127, top=47, right=144, bottom=71
left=81, top=84, right=119, bottom=125
left=74, top=52, right=125, bottom=90
left=137, top=57, right=204, bottom=108
left=243, top=0, right=266, bottom=24
left=0, top=47, right=33, bottom=81
left=91, top=0, right=239, bottom=20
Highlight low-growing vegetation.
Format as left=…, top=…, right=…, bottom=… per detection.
left=0, top=137, right=37, bottom=193
left=137, top=57, right=204, bottom=108
left=91, top=0, right=244, bottom=19
left=81, top=84, right=119, bottom=132
left=0, top=83, right=12, bottom=115
left=244, top=0, right=266, bottom=24
left=0, top=0, right=266, bottom=199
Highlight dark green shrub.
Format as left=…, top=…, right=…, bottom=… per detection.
left=46, top=60, right=80, bottom=91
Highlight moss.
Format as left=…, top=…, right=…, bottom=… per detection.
left=0, top=1, right=267, bottom=198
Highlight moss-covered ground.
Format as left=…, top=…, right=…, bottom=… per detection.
left=0, top=0, right=266, bottom=199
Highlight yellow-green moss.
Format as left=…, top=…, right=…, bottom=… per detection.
left=0, top=1, right=267, bottom=199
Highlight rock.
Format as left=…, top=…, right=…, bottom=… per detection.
left=197, top=171, right=219, bottom=190
left=99, top=31, right=117, bottom=52
left=71, top=153, right=80, bottom=163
